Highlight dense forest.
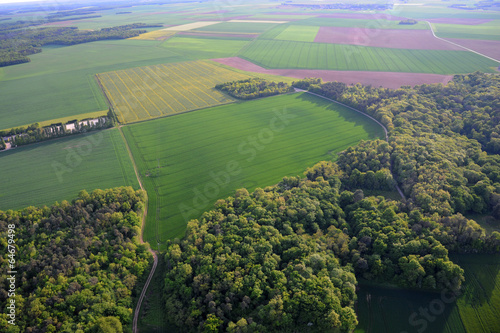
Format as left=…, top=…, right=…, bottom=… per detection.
left=163, top=73, right=500, bottom=332
left=0, top=23, right=160, bottom=67
left=0, top=187, right=151, bottom=332
left=215, top=79, right=294, bottom=100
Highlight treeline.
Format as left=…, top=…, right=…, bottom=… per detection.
left=163, top=164, right=499, bottom=332
left=292, top=74, right=500, bottom=218
left=0, top=187, right=151, bottom=332
left=0, top=23, right=161, bottom=67
left=1, top=111, right=113, bottom=149
left=216, top=78, right=294, bottom=100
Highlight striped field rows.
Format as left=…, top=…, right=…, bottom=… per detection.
left=240, top=39, right=499, bottom=74
left=97, top=60, right=250, bottom=124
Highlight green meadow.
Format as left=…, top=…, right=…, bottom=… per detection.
left=355, top=254, right=500, bottom=333
left=161, top=36, right=250, bottom=59
left=275, top=25, right=320, bottom=42
left=122, top=92, right=384, bottom=248
left=0, top=40, right=186, bottom=129
left=432, top=20, right=500, bottom=40
left=293, top=17, right=430, bottom=29
left=240, top=39, right=499, bottom=73
left=0, top=129, right=139, bottom=210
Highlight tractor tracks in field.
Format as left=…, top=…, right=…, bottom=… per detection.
left=118, top=126, right=159, bottom=333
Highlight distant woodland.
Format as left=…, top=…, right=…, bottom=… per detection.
left=0, top=23, right=161, bottom=67
left=163, top=73, right=500, bottom=332
left=0, top=187, right=151, bottom=332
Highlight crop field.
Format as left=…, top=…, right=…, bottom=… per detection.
left=0, top=129, right=139, bottom=210
left=192, top=21, right=281, bottom=34
left=239, top=39, right=499, bottom=74
left=122, top=92, right=384, bottom=247
left=162, top=36, right=251, bottom=59
left=453, top=254, right=500, bottom=333
left=355, top=254, right=500, bottom=333
left=275, top=25, right=320, bottom=42
left=431, top=20, right=500, bottom=40
left=130, top=30, right=177, bottom=41
left=355, top=282, right=465, bottom=333
left=0, top=39, right=187, bottom=129
left=293, top=17, right=430, bottom=29
left=97, top=60, right=250, bottom=123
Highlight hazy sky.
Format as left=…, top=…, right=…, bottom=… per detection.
left=0, top=0, right=56, bottom=4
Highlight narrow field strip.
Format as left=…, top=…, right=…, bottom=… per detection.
left=97, top=60, right=252, bottom=123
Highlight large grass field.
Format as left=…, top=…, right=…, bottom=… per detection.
left=239, top=39, right=499, bottom=73
left=0, top=40, right=188, bottom=129
left=97, top=60, right=250, bottom=124
left=161, top=36, right=251, bottom=59
left=0, top=129, right=139, bottom=210
left=275, top=25, right=320, bottom=42
left=432, top=20, right=500, bottom=40
left=293, top=18, right=430, bottom=29
left=355, top=253, right=500, bottom=333
left=122, top=92, right=384, bottom=248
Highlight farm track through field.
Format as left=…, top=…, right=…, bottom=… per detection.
left=427, top=21, right=500, bottom=63
left=118, top=126, right=159, bottom=333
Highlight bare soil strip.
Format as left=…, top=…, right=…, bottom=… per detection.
left=444, top=38, right=500, bottom=61
left=212, top=57, right=454, bottom=89
left=314, top=27, right=462, bottom=50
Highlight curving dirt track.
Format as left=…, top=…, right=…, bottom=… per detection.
left=212, top=57, right=454, bottom=89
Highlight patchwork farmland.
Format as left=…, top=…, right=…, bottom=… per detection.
left=0, top=129, right=139, bottom=210
left=239, top=39, right=499, bottom=74
left=122, top=93, right=384, bottom=247
left=96, top=60, right=250, bottom=123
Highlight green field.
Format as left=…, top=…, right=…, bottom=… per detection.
left=275, top=25, right=320, bottom=42
left=240, top=39, right=499, bottom=74
left=122, top=92, right=384, bottom=248
left=0, top=40, right=187, bottom=129
left=355, top=254, right=500, bottom=333
left=293, top=18, right=430, bottom=29
left=0, top=129, right=139, bottom=210
left=192, top=21, right=281, bottom=33
left=432, top=20, right=500, bottom=40
left=162, top=36, right=250, bottom=59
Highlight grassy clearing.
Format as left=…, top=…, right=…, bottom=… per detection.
left=452, top=254, right=500, bottom=333
left=293, top=18, right=430, bottom=29
left=0, top=40, right=187, bottom=129
left=0, top=129, right=139, bottom=210
left=355, top=281, right=465, bottom=333
left=432, top=20, right=500, bottom=40
left=275, top=25, right=320, bottom=42
left=192, top=21, right=280, bottom=33
left=162, top=36, right=250, bottom=59
left=97, top=60, right=251, bottom=124
left=122, top=92, right=384, bottom=249
left=239, top=39, right=499, bottom=74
